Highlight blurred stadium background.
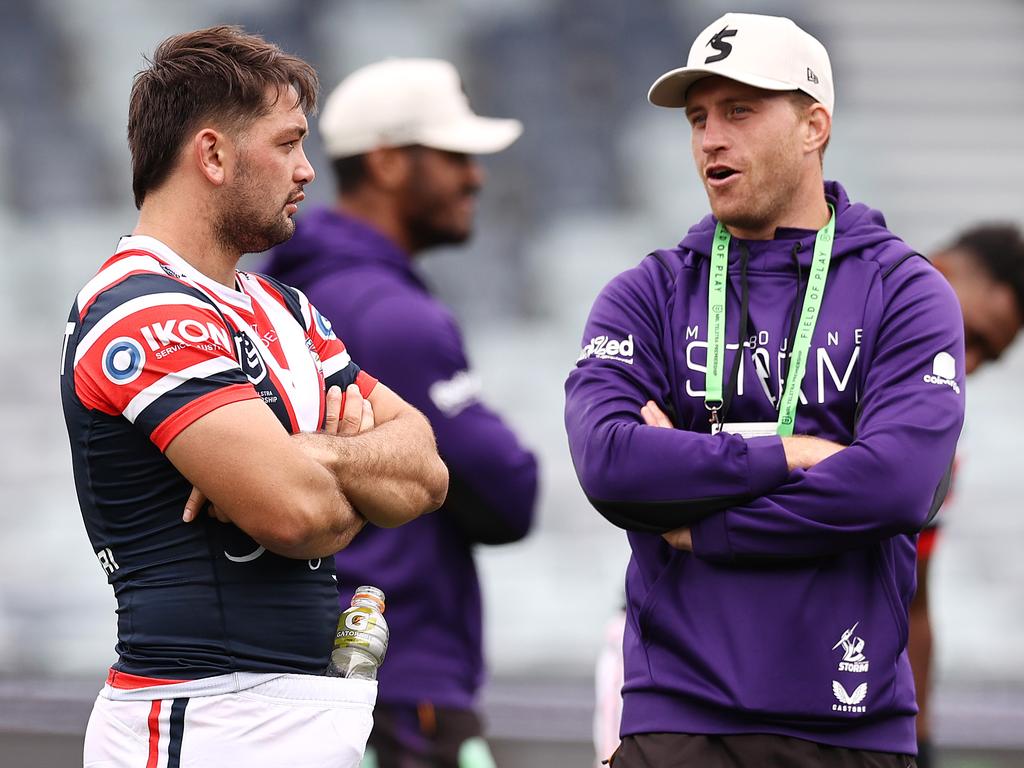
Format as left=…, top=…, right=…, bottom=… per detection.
left=2, top=0, right=1024, bottom=765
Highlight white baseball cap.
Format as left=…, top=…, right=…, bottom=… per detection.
left=648, top=13, right=834, bottom=115
left=319, top=58, right=523, bottom=158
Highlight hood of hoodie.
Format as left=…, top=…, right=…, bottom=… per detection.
left=260, top=206, right=424, bottom=290
left=678, top=180, right=915, bottom=271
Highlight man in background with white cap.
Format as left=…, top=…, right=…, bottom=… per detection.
left=910, top=223, right=1024, bottom=768
left=263, top=58, right=537, bottom=768
left=565, top=13, right=963, bottom=767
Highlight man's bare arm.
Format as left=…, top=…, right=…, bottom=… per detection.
left=295, top=383, right=449, bottom=528
left=167, top=397, right=365, bottom=560
left=779, top=434, right=845, bottom=471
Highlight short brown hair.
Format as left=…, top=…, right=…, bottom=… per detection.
left=127, top=25, right=318, bottom=209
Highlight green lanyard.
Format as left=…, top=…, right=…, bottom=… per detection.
left=705, top=205, right=835, bottom=436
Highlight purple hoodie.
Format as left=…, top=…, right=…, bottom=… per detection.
left=565, top=181, right=964, bottom=753
left=263, top=208, right=538, bottom=708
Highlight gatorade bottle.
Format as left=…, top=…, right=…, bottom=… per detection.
left=326, top=586, right=389, bottom=680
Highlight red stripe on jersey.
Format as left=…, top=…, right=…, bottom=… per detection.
left=74, top=301, right=236, bottom=416
left=316, top=372, right=326, bottom=429
left=146, top=699, right=162, bottom=768
left=152, top=384, right=260, bottom=452
left=355, top=370, right=378, bottom=399
left=107, top=668, right=186, bottom=690
left=249, top=292, right=292, bottom=371
left=249, top=273, right=294, bottom=314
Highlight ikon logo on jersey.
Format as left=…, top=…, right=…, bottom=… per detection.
left=234, top=332, right=268, bottom=385
left=579, top=334, right=635, bottom=365
left=139, top=319, right=232, bottom=354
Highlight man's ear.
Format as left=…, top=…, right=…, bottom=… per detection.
left=363, top=147, right=411, bottom=192
left=805, top=103, right=831, bottom=156
left=194, top=128, right=231, bottom=187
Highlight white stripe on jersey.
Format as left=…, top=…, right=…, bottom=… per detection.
left=321, top=351, right=353, bottom=379
left=296, top=290, right=314, bottom=330
left=238, top=277, right=323, bottom=432
left=74, top=293, right=218, bottom=366
left=77, top=255, right=164, bottom=311
left=123, top=357, right=241, bottom=423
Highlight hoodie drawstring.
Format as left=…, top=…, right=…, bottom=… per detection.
left=779, top=242, right=804, bottom=404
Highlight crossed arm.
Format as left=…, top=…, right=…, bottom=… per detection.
left=639, top=399, right=843, bottom=550
left=168, top=382, right=448, bottom=560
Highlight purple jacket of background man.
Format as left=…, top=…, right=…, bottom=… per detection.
left=263, top=207, right=538, bottom=708
left=565, top=181, right=965, bottom=754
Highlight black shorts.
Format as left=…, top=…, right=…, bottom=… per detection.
left=611, top=733, right=915, bottom=768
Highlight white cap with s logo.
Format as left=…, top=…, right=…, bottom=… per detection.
left=648, top=12, right=834, bottom=116
left=320, top=58, right=523, bottom=159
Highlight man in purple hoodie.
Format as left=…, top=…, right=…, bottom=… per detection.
left=565, top=13, right=964, bottom=767
left=263, top=58, right=538, bottom=768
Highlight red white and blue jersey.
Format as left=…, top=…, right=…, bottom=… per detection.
left=60, top=235, right=376, bottom=680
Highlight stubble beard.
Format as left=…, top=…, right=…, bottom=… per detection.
left=401, top=153, right=477, bottom=253
left=406, top=206, right=472, bottom=252
left=403, top=187, right=475, bottom=253
left=214, top=162, right=296, bottom=256
left=707, top=141, right=803, bottom=238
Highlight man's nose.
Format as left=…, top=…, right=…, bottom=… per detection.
left=295, top=146, right=315, bottom=185
left=466, top=157, right=485, bottom=189
left=701, top=113, right=729, bottom=154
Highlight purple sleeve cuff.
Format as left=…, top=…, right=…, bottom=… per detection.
left=690, top=507, right=732, bottom=559
left=690, top=435, right=788, bottom=561
left=745, top=435, right=789, bottom=495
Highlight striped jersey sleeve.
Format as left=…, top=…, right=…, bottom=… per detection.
left=71, top=255, right=259, bottom=450
left=250, top=273, right=377, bottom=399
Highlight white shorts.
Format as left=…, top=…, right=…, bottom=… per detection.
left=84, top=671, right=377, bottom=768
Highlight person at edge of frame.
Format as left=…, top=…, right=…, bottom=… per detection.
left=263, top=58, right=538, bottom=768
left=565, top=12, right=964, bottom=768
left=60, top=26, right=447, bottom=768
left=909, top=224, right=1024, bottom=768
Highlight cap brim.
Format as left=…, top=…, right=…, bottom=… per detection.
left=416, top=116, right=523, bottom=155
left=648, top=67, right=798, bottom=108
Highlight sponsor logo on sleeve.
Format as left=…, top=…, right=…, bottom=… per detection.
left=101, top=337, right=146, bottom=384
left=429, top=370, right=481, bottom=417
left=923, top=351, right=960, bottom=394
left=578, top=334, right=635, bottom=365
left=313, top=307, right=336, bottom=339
left=139, top=320, right=232, bottom=360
